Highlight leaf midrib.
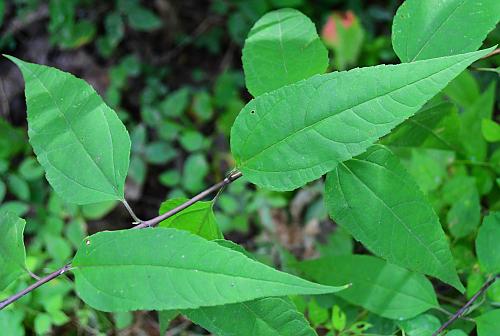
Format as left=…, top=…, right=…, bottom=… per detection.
left=75, top=264, right=332, bottom=291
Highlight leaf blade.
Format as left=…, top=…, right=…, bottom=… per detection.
left=392, top=0, right=500, bottom=62
left=159, top=198, right=223, bottom=241
left=242, top=8, right=328, bottom=97
left=231, top=48, right=493, bottom=191
left=72, top=228, right=346, bottom=312
left=0, top=212, right=27, bottom=291
left=325, top=145, right=463, bottom=291
left=5, top=56, right=130, bottom=204
left=476, top=212, right=500, bottom=274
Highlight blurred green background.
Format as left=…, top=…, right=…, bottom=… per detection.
left=0, top=0, right=498, bottom=335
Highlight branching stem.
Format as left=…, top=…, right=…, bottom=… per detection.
left=432, top=275, right=499, bottom=335
left=0, top=170, right=243, bottom=310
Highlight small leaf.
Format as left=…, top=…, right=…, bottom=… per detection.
left=297, top=255, right=439, bottom=320
left=475, top=309, right=500, bottom=336
left=0, top=212, right=27, bottom=290
left=392, top=0, right=500, bottom=62
left=321, top=11, right=365, bottom=70
left=397, top=314, right=441, bottom=336
left=482, top=119, right=500, bottom=142
left=5, top=56, right=131, bottom=205
left=325, top=145, right=463, bottom=291
left=72, top=228, right=346, bottom=312
left=476, top=212, right=500, bottom=274
left=242, top=8, right=328, bottom=96
left=159, top=198, right=223, bottom=240
left=184, top=297, right=317, bottom=336
left=447, top=185, right=481, bottom=239
left=158, top=310, right=178, bottom=335
left=230, top=47, right=493, bottom=191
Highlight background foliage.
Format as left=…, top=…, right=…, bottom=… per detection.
left=0, top=0, right=498, bottom=335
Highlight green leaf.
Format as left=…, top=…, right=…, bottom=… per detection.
left=398, top=314, right=441, bottom=336
left=321, top=12, right=365, bottom=71
left=72, top=228, right=346, bottom=312
left=381, top=102, right=461, bottom=151
left=476, top=212, right=500, bottom=274
left=5, top=56, right=131, bottom=205
left=126, top=7, right=162, bottom=31
left=160, top=88, right=190, bottom=117
left=392, top=0, right=500, bottom=62
left=159, top=198, right=223, bottom=240
left=0, top=310, right=25, bottom=336
left=297, top=255, right=438, bottom=320
left=447, top=184, right=481, bottom=239
left=446, top=330, right=468, bottom=336
left=443, top=70, right=480, bottom=108
left=460, top=82, right=496, bottom=161
left=475, top=309, right=500, bottom=336
left=230, top=48, right=493, bottom=191
left=325, top=145, right=463, bottom=291
left=242, top=8, right=328, bottom=96
left=184, top=297, right=317, bottom=336
left=482, top=119, right=500, bottom=142
left=178, top=240, right=316, bottom=335
left=158, top=310, right=178, bottom=334
left=0, top=212, right=27, bottom=291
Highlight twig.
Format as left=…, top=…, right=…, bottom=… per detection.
left=0, top=264, right=71, bottom=310
left=135, top=170, right=242, bottom=228
left=432, top=275, right=498, bottom=335
left=480, top=48, right=500, bottom=60
left=0, top=171, right=243, bottom=310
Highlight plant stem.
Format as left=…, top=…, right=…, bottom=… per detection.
left=122, top=199, right=143, bottom=223
left=0, top=264, right=71, bottom=310
left=0, top=170, right=243, bottom=311
left=432, top=275, right=498, bottom=336
left=134, top=170, right=242, bottom=229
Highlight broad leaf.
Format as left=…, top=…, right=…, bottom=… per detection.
left=0, top=212, right=27, bottom=290
left=382, top=102, right=461, bottom=151
left=392, top=0, right=500, bottom=62
left=230, top=48, right=493, bottom=191
left=184, top=297, right=316, bottom=336
left=296, top=255, right=438, bottom=320
left=5, top=56, right=131, bottom=204
left=325, top=145, right=463, bottom=291
left=159, top=198, right=223, bottom=240
left=476, top=212, right=500, bottom=274
left=242, top=8, right=328, bottom=97
left=72, top=228, right=346, bottom=312
left=475, top=309, right=500, bottom=336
